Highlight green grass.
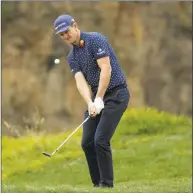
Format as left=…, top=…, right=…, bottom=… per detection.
left=2, top=108, right=192, bottom=193
left=2, top=178, right=192, bottom=193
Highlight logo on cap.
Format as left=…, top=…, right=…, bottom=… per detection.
left=55, top=22, right=67, bottom=30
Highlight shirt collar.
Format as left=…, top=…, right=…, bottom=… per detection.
left=73, top=31, right=86, bottom=48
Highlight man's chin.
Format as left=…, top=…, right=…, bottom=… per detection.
left=64, top=41, right=73, bottom=46
left=68, top=41, right=75, bottom=45
left=65, top=40, right=77, bottom=46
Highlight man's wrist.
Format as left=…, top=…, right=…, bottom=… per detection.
left=87, top=98, right=93, bottom=105
left=94, top=97, right=103, bottom=102
left=95, top=95, right=104, bottom=100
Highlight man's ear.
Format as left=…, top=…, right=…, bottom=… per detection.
left=73, top=22, right=78, bottom=29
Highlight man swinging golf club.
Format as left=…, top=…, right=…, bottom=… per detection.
left=54, top=14, right=130, bottom=188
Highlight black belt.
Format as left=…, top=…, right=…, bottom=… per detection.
left=92, top=82, right=127, bottom=97
left=105, top=83, right=127, bottom=96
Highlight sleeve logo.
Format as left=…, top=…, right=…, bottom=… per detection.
left=97, top=48, right=105, bottom=55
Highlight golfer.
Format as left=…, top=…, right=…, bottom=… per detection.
left=54, top=14, right=130, bottom=188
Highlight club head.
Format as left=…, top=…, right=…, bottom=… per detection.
left=42, top=152, right=52, bottom=157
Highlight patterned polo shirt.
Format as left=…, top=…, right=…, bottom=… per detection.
left=67, top=31, right=127, bottom=92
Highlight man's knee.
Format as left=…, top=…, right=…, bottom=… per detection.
left=81, top=139, right=94, bottom=151
left=94, top=136, right=110, bottom=150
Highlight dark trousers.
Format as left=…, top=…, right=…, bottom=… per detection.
left=81, top=87, right=130, bottom=186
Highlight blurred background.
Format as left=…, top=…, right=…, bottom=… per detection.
left=2, top=1, right=192, bottom=136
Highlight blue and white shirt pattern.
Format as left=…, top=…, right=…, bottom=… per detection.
left=67, top=32, right=126, bottom=92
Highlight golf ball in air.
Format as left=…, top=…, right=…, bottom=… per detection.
left=54, top=59, right=60, bottom=64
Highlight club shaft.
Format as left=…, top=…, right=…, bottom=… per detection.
left=54, top=116, right=90, bottom=153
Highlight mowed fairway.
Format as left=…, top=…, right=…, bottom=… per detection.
left=2, top=108, right=192, bottom=193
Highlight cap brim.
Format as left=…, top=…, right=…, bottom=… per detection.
left=55, top=26, right=70, bottom=35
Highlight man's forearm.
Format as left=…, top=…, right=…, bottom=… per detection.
left=76, top=78, right=92, bottom=105
left=96, top=67, right=111, bottom=99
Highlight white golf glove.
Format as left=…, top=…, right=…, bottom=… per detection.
left=94, top=97, right=104, bottom=114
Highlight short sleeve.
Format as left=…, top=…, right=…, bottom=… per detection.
left=91, top=33, right=110, bottom=60
left=68, top=54, right=81, bottom=76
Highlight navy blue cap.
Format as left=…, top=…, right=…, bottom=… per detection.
left=54, top=14, right=75, bottom=35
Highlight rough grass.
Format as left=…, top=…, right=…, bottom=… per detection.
left=2, top=108, right=192, bottom=193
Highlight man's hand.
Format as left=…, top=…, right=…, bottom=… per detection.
left=94, top=98, right=104, bottom=114
left=88, top=102, right=97, bottom=117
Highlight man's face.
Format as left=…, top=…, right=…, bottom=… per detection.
left=59, top=24, right=78, bottom=45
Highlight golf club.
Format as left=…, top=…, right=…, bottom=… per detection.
left=42, top=116, right=90, bottom=157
